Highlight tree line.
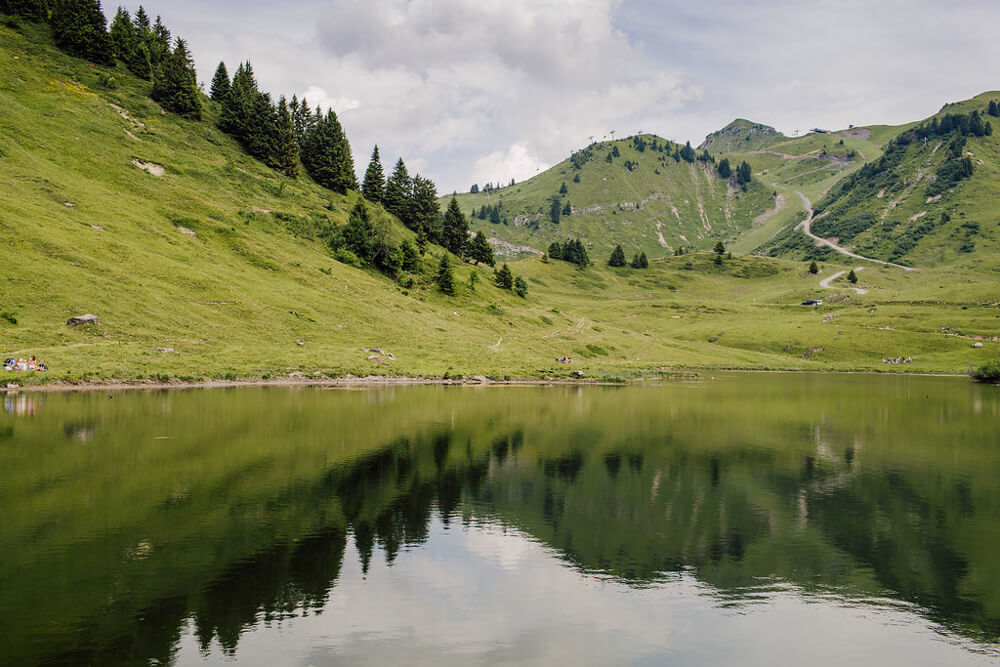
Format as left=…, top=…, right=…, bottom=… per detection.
left=608, top=245, right=648, bottom=269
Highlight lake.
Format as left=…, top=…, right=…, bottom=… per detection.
left=1, top=374, right=999, bottom=665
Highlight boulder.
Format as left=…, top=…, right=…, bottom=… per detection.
left=67, top=314, right=99, bottom=326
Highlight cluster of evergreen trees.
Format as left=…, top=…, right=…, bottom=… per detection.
left=1, top=0, right=49, bottom=22
left=473, top=202, right=504, bottom=225
left=493, top=263, right=527, bottom=297
left=608, top=245, right=648, bottom=269
left=546, top=239, right=590, bottom=267
left=716, top=158, right=752, bottom=187
left=914, top=110, right=992, bottom=141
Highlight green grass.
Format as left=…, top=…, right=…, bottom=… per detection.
left=1, top=21, right=998, bottom=385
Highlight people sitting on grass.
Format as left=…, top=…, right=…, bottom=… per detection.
left=3, top=356, right=47, bottom=372
left=557, top=356, right=573, bottom=364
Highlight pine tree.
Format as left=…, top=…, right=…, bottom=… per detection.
left=148, top=15, right=170, bottom=65
left=210, top=61, right=230, bottom=103
left=220, top=62, right=256, bottom=137
left=989, top=100, right=1000, bottom=118
left=400, top=239, right=419, bottom=271
left=436, top=255, right=455, bottom=295
left=108, top=7, right=135, bottom=62
left=301, top=109, right=357, bottom=194
left=609, top=245, right=626, bottom=267
left=415, top=228, right=428, bottom=256
left=848, top=269, right=858, bottom=284
left=717, top=158, right=732, bottom=179
left=50, top=0, right=114, bottom=65
left=736, top=161, right=752, bottom=186
left=290, top=96, right=316, bottom=147
left=547, top=241, right=563, bottom=260
left=150, top=38, right=200, bottom=119
left=573, top=173, right=580, bottom=183
left=513, top=275, right=528, bottom=297
left=680, top=141, right=695, bottom=163
left=562, top=201, right=571, bottom=217
left=639, top=252, right=648, bottom=268
left=494, top=263, right=514, bottom=290
left=808, top=261, right=819, bottom=274
left=549, top=197, right=561, bottom=224
left=714, top=241, right=726, bottom=255
left=470, top=232, right=495, bottom=266
left=362, top=146, right=385, bottom=204
left=559, top=181, right=568, bottom=195
left=272, top=96, right=300, bottom=178
left=384, top=158, right=412, bottom=223
left=630, top=253, right=642, bottom=268
left=341, top=200, right=376, bottom=263
left=133, top=4, right=149, bottom=34
left=442, top=197, right=469, bottom=257
left=410, top=176, right=441, bottom=241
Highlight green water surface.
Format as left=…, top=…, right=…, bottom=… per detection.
left=1, top=374, right=998, bottom=665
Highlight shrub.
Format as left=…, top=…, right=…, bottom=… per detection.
left=971, top=359, right=1000, bottom=382
left=333, top=248, right=362, bottom=267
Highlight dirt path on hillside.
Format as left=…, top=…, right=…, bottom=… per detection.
left=785, top=187, right=916, bottom=271
left=819, top=268, right=867, bottom=294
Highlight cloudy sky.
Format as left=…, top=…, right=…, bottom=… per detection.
left=108, top=0, right=1000, bottom=193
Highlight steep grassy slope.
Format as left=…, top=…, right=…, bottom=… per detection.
left=446, top=135, right=776, bottom=262
left=1, top=22, right=997, bottom=382
left=754, top=93, right=1000, bottom=268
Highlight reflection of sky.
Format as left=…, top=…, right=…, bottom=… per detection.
left=175, top=519, right=997, bottom=666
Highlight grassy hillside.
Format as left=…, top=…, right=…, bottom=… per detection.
left=754, top=93, right=1000, bottom=268
left=1, top=20, right=997, bottom=383
left=445, top=134, right=776, bottom=262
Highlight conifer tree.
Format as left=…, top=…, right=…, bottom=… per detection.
left=132, top=4, right=149, bottom=34
left=559, top=182, right=568, bottom=195
left=384, top=158, right=412, bottom=223
left=562, top=200, right=571, bottom=217
left=848, top=269, right=858, bottom=284
left=410, top=175, right=441, bottom=241
left=547, top=241, right=563, bottom=260
left=989, top=100, right=1000, bottom=118
left=436, top=255, right=455, bottom=295
left=470, top=232, right=495, bottom=266
left=630, top=253, right=642, bottom=268
left=415, top=228, right=428, bottom=256
left=272, top=96, right=300, bottom=178
left=148, top=14, right=170, bottom=64
left=717, top=158, right=732, bottom=179
left=341, top=200, right=376, bottom=263
left=714, top=241, right=726, bottom=255
left=513, top=275, right=528, bottom=297
left=809, top=261, right=819, bottom=274
left=442, top=197, right=469, bottom=257
left=362, top=145, right=385, bottom=204
left=150, top=38, right=200, bottom=119
left=494, top=263, right=514, bottom=290
left=549, top=197, right=561, bottom=224
left=400, top=239, right=419, bottom=271
left=50, top=0, right=114, bottom=65
left=639, top=251, right=648, bottom=268
left=210, top=61, right=230, bottom=103
left=301, top=109, right=356, bottom=194
left=220, top=62, right=256, bottom=138
left=609, top=245, right=626, bottom=267
left=109, top=7, right=135, bottom=61
left=680, top=141, right=696, bottom=163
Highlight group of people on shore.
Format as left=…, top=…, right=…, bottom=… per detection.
left=3, top=356, right=47, bottom=372
left=882, top=356, right=914, bottom=365
left=557, top=356, right=573, bottom=364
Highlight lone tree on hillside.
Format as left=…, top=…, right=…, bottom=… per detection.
left=514, top=275, right=528, bottom=297
left=609, top=245, right=627, bottom=267
left=436, top=255, right=455, bottom=295
left=559, top=182, right=568, bottom=195
left=848, top=269, right=858, bottom=284
left=549, top=197, right=561, bottom=224
left=362, top=145, right=385, bottom=204
left=469, top=232, right=495, bottom=266
left=809, top=261, right=819, bottom=274
left=494, top=263, right=514, bottom=290
left=442, top=197, right=469, bottom=257
left=714, top=241, right=726, bottom=255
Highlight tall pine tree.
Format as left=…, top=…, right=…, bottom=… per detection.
left=0, top=0, right=49, bottom=21
left=383, top=158, right=412, bottom=223
left=271, top=96, right=300, bottom=178
left=301, top=109, right=356, bottom=194
left=442, top=197, right=469, bottom=257
left=362, top=145, right=385, bottom=204
left=150, top=37, right=200, bottom=119
left=50, top=0, right=114, bottom=65
left=410, top=175, right=440, bottom=242
left=108, top=6, right=135, bottom=61
left=210, top=61, right=230, bottom=103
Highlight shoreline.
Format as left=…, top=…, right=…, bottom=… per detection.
left=0, top=368, right=972, bottom=393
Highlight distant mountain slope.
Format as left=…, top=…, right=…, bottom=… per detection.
left=446, top=135, right=776, bottom=261
left=756, top=92, right=1000, bottom=267
left=700, top=119, right=784, bottom=153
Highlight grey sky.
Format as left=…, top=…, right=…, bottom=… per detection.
left=107, top=1, right=1000, bottom=193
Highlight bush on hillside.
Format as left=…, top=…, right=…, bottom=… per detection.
left=970, top=359, right=1000, bottom=382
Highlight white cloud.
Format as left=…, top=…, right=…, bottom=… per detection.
left=471, top=142, right=550, bottom=189
left=299, top=85, right=361, bottom=114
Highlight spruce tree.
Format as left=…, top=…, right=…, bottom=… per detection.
left=562, top=200, right=571, bottom=217
left=513, top=275, right=528, bottom=297
left=848, top=269, right=858, bottom=284
left=680, top=141, right=695, bottom=163
left=639, top=251, right=648, bottom=268
left=609, top=245, right=626, bottom=267
left=717, top=158, right=732, bottom=179
left=547, top=241, right=563, bottom=260
left=362, top=145, right=385, bottom=204
left=301, top=109, right=357, bottom=194
left=559, top=182, right=568, bottom=195
left=714, top=241, right=726, bottom=255
left=148, top=14, right=170, bottom=65
left=341, top=200, right=376, bottom=263
left=50, top=0, right=114, bottom=65
left=272, top=96, right=300, bottom=178
left=220, top=62, right=255, bottom=137
left=549, top=197, right=561, bottom=224
left=630, top=253, right=642, bottom=269
left=494, top=263, right=514, bottom=290
left=210, top=61, right=230, bottom=103
left=442, top=197, right=469, bottom=257
left=400, top=239, right=419, bottom=271
left=410, top=175, right=440, bottom=241
left=470, top=232, right=495, bottom=266
left=108, top=7, right=135, bottom=62
left=415, top=228, right=428, bottom=256
left=384, top=158, right=412, bottom=223
left=150, top=38, right=200, bottom=119
left=436, top=255, right=455, bottom=295
left=809, top=261, right=819, bottom=274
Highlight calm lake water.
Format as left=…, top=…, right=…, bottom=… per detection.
left=2, top=374, right=999, bottom=666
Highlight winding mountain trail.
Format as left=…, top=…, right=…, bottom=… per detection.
left=781, top=187, right=916, bottom=271
left=820, top=268, right=867, bottom=295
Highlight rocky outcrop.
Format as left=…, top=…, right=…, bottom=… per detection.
left=67, top=314, right=99, bottom=326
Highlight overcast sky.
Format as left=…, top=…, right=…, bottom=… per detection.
left=108, top=0, right=1000, bottom=193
